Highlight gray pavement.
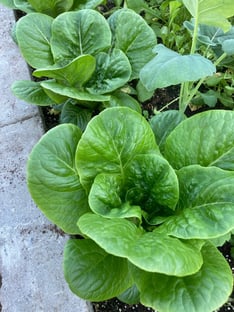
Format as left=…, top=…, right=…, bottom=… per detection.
left=0, top=5, right=92, bottom=312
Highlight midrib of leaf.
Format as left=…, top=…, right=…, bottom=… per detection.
left=35, top=25, right=51, bottom=46
left=208, top=147, right=233, bottom=167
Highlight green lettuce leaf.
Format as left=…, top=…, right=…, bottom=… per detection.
left=27, top=124, right=90, bottom=234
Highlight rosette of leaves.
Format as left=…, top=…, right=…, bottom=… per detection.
left=27, top=107, right=234, bottom=312
left=11, top=8, right=156, bottom=129
left=0, top=0, right=105, bottom=16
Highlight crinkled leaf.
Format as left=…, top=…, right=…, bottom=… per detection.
left=15, top=13, right=54, bottom=68
left=60, top=101, right=92, bottom=130
left=133, top=242, right=233, bottom=312
left=64, top=239, right=133, bottom=301
left=150, top=110, right=186, bottom=152
left=51, top=10, right=111, bottom=63
left=76, top=107, right=159, bottom=190
left=164, top=110, right=234, bottom=170
left=182, top=0, right=234, bottom=32
left=108, top=9, right=156, bottom=79
left=41, top=80, right=110, bottom=104
left=12, top=80, right=55, bottom=106
left=28, top=0, right=73, bottom=17
left=27, top=124, right=90, bottom=234
left=78, top=214, right=203, bottom=276
left=140, top=44, right=216, bottom=91
left=161, top=165, right=234, bottom=239
left=124, top=154, right=179, bottom=212
left=86, top=49, right=131, bottom=94
left=33, top=54, right=96, bottom=87
left=89, top=173, right=142, bottom=220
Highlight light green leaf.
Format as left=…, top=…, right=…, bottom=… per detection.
left=15, top=13, right=54, bottom=68
left=60, top=101, right=92, bottom=130
left=51, top=10, right=111, bottom=63
left=150, top=110, right=186, bottom=152
left=0, top=0, right=17, bottom=9
left=64, top=239, right=133, bottom=301
left=27, top=124, right=90, bottom=234
left=108, top=9, right=157, bottom=79
left=78, top=213, right=143, bottom=257
left=78, top=214, right=203, bottom=276
left=14, top=0, right=34, bottom=12
left=76, top=107, right=159, bottom=191
left=133, top=242, right=233, bottom=312
left=164, top=110, right=234, bottom=170
left=89, top=173, right=142, bottom=220
left=33, top=54, right=96, bottom=87
left=140, top=44, right=216, bottom=91
left=182, top=0, right=234, bottom=32
left=71, top=0, right=104, bottom=10
left=12, top=80, right=55, bottom=106
left=86, top=49, right=131, bottom=94
left=161, top=165, right=234, bottom=239
left=28, top=0, right=73, bottom=17
left=41, top=80, right=110, bottom=104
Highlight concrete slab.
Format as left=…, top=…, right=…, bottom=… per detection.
left=0, top=5, right=92, bottom=312
left=0, top=5, right=38, bottom=127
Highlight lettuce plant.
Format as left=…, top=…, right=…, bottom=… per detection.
left=27, top=107, right=234, bottom=312
left=0, top=0, right=105, bottom=16
left=139, top=0, right=234, bottom=112
left=11, top=8, right=156, bottom=127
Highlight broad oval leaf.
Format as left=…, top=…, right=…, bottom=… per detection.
left=164, top=110, right=234, bottom=170
left=12, top=80, right=56, bottom=106
left=15, top=13, right=54, bottom=68
left=133, top=242, right=233, bottom=312
left=27, top=124, right=90, bottom=234
left=128, top=231, right=203, bottom=276
left=76, top=107, right=159, bottom=190
left=33, top=54, right=96, bottom=87
left=182, top=0, right=234, bottom=32
left=109, top=90, right=142, bottom=113
left=78, top=214, right=203, bottom=276
left=78, top=213, right=143, bottom=257
left=108, top=8, right=156, bottom=79
left=64, top=239, right=133, bottom=301
left=140, top=44, right=216, bottom=91
left=41, top=80, right=110, bottom=104
left=161, top=165, right=234, bottom=239
left=86, top=49, right=132, bottom=94
left=51, top=10, right=111, bottom=63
